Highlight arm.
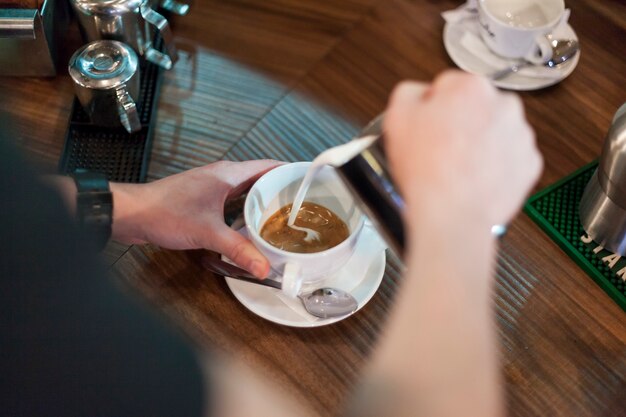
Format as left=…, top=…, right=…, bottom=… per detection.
left=44, top=160, right=282, bottom=278
left=348, top=208, right=501, bottom=417
left=193, top=72, right=541, bottom=417
left=201, top=353, right=318, bottom=417
left=344, top=72, right=542, bottom=417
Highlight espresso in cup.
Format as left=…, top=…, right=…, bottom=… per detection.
left=260, top=201, right=349, bottom=253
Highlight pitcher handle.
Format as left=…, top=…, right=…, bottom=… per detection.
left=160, top=0, right=190, bottom=16
left=141, top=4, right=179, bottom=69
left=116, top=86, right=141, bottom=133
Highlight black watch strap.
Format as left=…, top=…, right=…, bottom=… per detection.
left=71, top=171, right=113, bottom=251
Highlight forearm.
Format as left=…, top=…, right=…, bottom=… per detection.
left=346, top=207, right=502, bottom=417
left=203, top=353, right=318, bottom=417
left=109, top=181, right=149, bottom=244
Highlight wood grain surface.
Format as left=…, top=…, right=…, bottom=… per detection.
left=0, top=0, right=625, bottom=416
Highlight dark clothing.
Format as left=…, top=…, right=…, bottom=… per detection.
left=0, top=133, right=204, bottom=416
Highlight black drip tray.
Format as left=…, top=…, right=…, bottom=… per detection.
left=62, top=126, right=152, bottom=183
left=59, top=39, right=164, bottom=183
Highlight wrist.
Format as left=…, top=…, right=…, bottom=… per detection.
left=110, top=182, right=148, bottom=244
left=404, top=200, right=497, bottom=292
left=409, top=209, right=496, bottom=258
left=405, top=192, right=495, bottom=243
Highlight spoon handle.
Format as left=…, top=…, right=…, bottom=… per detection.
left=201, top=257, right=282, bottom=289
left=490, top=61, right=532, bottom=81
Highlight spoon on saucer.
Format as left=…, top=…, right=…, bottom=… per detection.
left=490, top=39, right=580, bottom=81
left=201, top=257, right=359, bottom=318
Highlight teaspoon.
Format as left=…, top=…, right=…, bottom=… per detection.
left=201, top=257, right=359, bottom=319
left=490, top=39, right=579, bottom=81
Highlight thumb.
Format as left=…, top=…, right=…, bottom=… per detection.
left=210, top=225, right=270, bottom=279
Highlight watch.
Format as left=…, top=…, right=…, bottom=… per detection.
left=71, top=170, right=113, bottom=250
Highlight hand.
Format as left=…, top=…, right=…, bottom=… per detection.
left=110, top=160, right=282, bottom=278
left=351, top=72, right=541, bottom=417
left=384, top=71, right=543, bottom=234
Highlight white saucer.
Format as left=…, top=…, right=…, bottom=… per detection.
left=443, top=14, right=580, bottom=91
left=224, top=225, right=386, bottom=328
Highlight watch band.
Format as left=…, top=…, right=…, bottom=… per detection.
left=71, top=171, right=113, bottom=251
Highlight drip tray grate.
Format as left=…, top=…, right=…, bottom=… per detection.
left=58, top=39, right=164, bottom=183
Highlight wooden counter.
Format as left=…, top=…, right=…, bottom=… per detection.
left=0, top=1, right=624, bottom=416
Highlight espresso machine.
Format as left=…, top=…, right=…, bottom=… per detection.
left=0, top=0, right=70, bottom=76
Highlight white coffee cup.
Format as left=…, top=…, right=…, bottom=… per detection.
left=477, top=0, right=566, bottom=64
left=244, top=162, right=365, bottom=298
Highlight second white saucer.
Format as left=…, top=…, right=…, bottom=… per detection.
left=443, top=14, right=580, bottom=91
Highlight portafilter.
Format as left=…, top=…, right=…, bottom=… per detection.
left=70, top=0, right=178, bottom=70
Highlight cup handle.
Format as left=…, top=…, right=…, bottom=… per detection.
left=140, top=4, right=179, bottom=69
left=524, top=34, right=553, bottom=65
left=115, top=86, right=141, bottom=133
left=281, top=262, right=303, bottom=298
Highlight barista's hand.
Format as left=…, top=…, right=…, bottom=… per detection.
left=110, top=160, right=282, bottom=278
left=384, top=71, right=543, bottom=235
left=348, top=71, right=538, bottom=417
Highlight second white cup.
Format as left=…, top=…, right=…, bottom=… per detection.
left=478, top=0, right=566, bottom=64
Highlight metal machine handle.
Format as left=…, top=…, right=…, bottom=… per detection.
left=598, top=103, right=626, bottom=208
left=161, top=0, right=190, bottom=16
left=0, top=9, right=37, bottom=39
left=140, top=4, right=179, bottom=69
left=116, top=87, right=141, bottom=133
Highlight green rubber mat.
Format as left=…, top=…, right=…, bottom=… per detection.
left=524, top=162, right=626, bottom=311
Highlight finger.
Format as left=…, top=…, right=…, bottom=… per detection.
left=384, top=81, right=430, bottom=143
left=387, top=80, right=430, bottom=108
left=431, top=70, right=496, bottom=107
left=225, top=159, right=285, bottom=200
left=209, top=224, right=270, bottom=279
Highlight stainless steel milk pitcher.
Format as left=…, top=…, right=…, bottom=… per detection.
left=69, top=40, right=142, bottom=133
left=70, top=0, right=179, bottom=70
left=336, top=116, right=406, bottom=258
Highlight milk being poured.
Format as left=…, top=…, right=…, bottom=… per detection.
left=287, top=136, right=379, bottom=237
